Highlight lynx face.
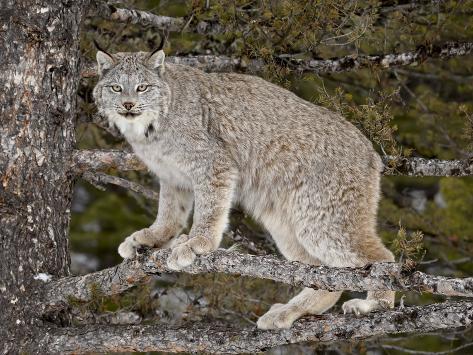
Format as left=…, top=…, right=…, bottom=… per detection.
left=93, top=50, right=169, bottom=125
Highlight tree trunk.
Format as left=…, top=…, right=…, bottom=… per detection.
left=0, top=1, right=86, bottom=352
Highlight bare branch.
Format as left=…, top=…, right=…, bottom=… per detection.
left=383, top=156, right=473, bottom=176
left=80, top=56, right=261, bottom=78
left=72, top=149, right=145, bottom=173
left=81, top=42, right=473, bottom=78
left=71, top=309, right=142, bottom=326
left=277, top=42, right=473, bottom=73
left=82, top=171, right=159, bottom=200
left=91, top=2, right=184, bottom=32
left=72, top=149, right=473, bottom=177
left=39, top=301, right=473, bottom=353
left=165, top=55, right=263, bottom=72
left=44, top=249, right=473, bottom=307
left=91, top=2, right=222, bottom=34
left=45, top=256, right=149, bottom=308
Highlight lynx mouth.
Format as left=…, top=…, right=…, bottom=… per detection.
left=118, top=112, right=142, bottom=119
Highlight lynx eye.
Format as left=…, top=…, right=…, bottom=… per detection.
left=137, top=84, right=149, bottom=92
left=110, top=85, right=122, bottom=93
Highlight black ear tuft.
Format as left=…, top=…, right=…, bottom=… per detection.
left=146, top=36, right=166, bottom=73
left=94, top=39, right=116, bottom=76
left=147, top=36, right=166, bottom=60
left=93, top=39, right=105, bottom=52
left=93, top=40, right=114, bottom=59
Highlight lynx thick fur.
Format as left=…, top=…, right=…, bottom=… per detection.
left=93, top=49, right=395, bottom=330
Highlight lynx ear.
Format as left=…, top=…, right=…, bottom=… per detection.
left=94, top=40, right=115, bottom=76
left=96, top=51, right=115, bottom=76
left=146, top=49, right=165, bottom=73
left=146, top=36, right=166, bottom=73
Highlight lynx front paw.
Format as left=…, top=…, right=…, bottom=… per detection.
left=342, top=299, right=380, bottom=316
left=118, top=236, right=140, bottom=259
left=257, top=303, right=301, bottom=330
left=167, top=242, right=196, bottom=271
left=118, top=228, right=157, bottom=259
left=166, top=235, right=217, bottom=271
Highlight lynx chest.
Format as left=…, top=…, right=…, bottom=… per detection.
left=131, top=140, right=193, bottom=190
left=111, top=113, right=193, bottom=189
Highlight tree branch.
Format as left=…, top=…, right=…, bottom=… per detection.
left=383, top=156, right=473, bottom=176
left=81, top=42, right=473, bottom=78
left=278, top=42, right=473, bottom=73
left=91, top=1, right=184, bottom=32
left=72, top=149, right=145, bottom=173
left=40, top=301, right=473, bottom=353
left=72, top=149, right=473, bottom=177
left=82, top=171, right=159, bottom=200
left=80, top=55, right=260, bottom=78
left=44, top=249, right=473, bottom=307
left=91, top=2, right=222, bottom=34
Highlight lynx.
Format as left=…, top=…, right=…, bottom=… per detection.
left=92, top=45, right=395, bottom=330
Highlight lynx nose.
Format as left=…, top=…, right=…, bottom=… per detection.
left=123, top=102, right=135, bottom=111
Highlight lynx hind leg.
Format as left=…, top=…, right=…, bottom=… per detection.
left=294, top=170, right=395, bottom=317
left=256, top=221, right=342, bottom=330
left=342, top=246, right=396, bottom=315
left=298, top=226, right=395, bottom=316
left=257, top=288, right=342, bottom=330
left=342, top=290, right=395, bottom=316
left=297, top=218, right=396, bottom=316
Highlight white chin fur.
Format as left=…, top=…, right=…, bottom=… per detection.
left=107, top=111, right=157, bottom=142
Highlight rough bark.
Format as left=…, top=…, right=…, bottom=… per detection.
left=0, top=1, right=87, bottom=353
left=44, top=249, right=473, bottom=307
left=39, top=301, right=473, bottom=353
left=72, top=149, right=473, bottom=177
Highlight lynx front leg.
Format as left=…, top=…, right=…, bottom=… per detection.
left=166, top=164, right=235, bottom=270
left=118, top=184, right=193, bottom=258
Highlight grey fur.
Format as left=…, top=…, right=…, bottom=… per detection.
left=93, top=50, right=395, bottom=329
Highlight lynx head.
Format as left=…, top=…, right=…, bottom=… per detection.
left=92, top=43, right=170, bottom=130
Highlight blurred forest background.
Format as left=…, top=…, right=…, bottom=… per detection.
left=73, top=0, right=472, bottom=353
